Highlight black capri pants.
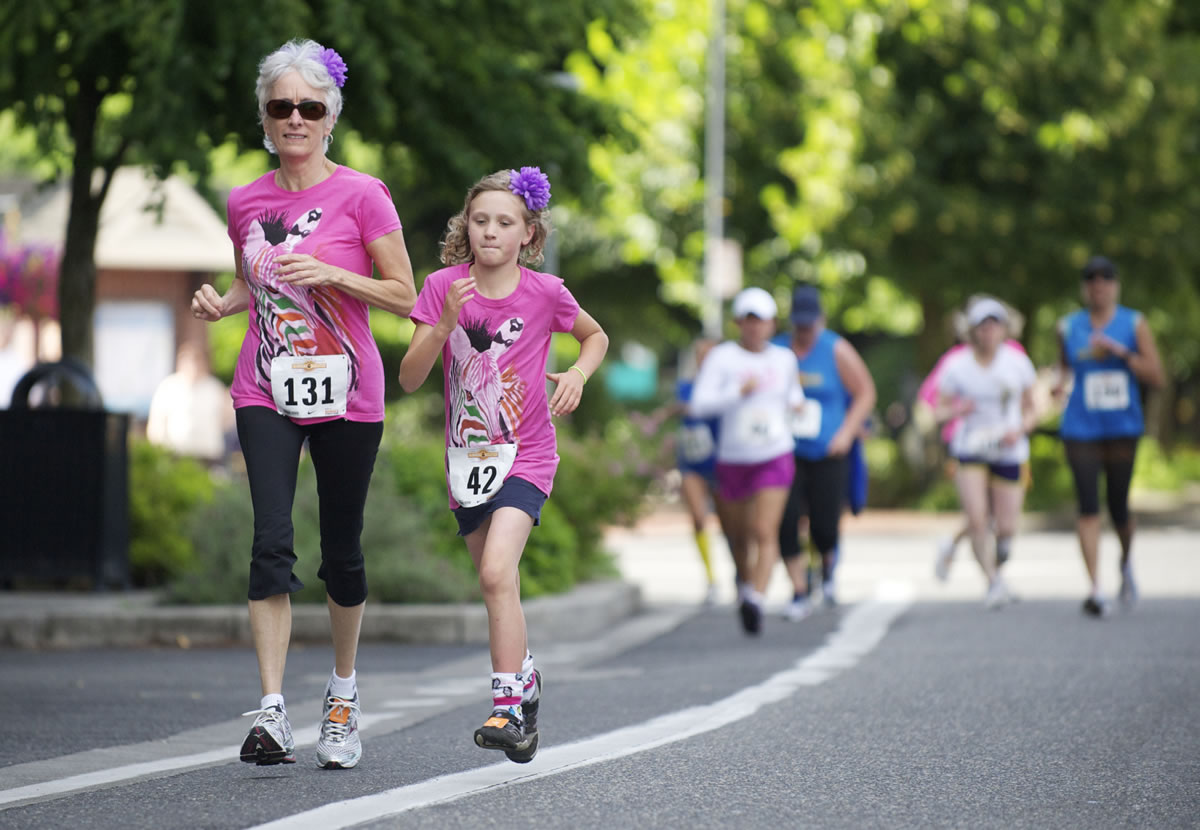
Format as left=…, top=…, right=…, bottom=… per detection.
left=779, top=454, right=848, bottom=560
left=1063, top=437, right=1139, bottom=528
left=236, top=406, right=383, bottom=605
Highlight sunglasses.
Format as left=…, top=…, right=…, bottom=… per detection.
left=265, top=99, right=328, bottom=121
left=1082, top=271, right=1117, bottom=282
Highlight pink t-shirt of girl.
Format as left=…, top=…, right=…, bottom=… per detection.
left=226, top=166, right=402, bottom=423
left=411, top=263, right=581, bottom=507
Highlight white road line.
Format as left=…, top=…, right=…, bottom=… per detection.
left=252, top=582, right=914, bottom=830
left=0, top=608, right=696, bottom=810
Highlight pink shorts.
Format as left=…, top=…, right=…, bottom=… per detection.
left=715, top=453, right=795, bottom=502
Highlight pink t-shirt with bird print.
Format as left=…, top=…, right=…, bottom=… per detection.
left=411, top=263, right=581, bottom=507
left=225, top=166, right=402, bottom=423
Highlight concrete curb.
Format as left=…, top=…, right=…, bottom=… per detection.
left=0, top=580, right=643, bottom=650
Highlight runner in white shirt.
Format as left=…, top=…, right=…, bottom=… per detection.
left=937, top=297, right=1037, bottom=609
left=690, top=287, right=803, bottom=634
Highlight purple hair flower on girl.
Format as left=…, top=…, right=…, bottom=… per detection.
left=320, top=47, right=348, bottom=88
left=509, top=167, right=551, bottom=212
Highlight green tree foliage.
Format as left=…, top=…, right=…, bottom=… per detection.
left=829, top=0, right=1200, bottom=371
left=0, top=0, right=641, bottom=368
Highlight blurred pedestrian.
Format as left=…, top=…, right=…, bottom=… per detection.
left=399, top=166, right=608, bottom=763
left=146, top=342, right=234, bottom=467
left=776, top=282, right=876, bottom=617
left=937, top=297, right=1037, bottom=609
left=651, top=337, right=729, bottom=603
left=1055, top=255, right=1164, bottom=617
left=689, top=287, right=802, bottom=635
left=190, top=38, right=417, bottom=770
left=920, top=302, right=1029, bottom=580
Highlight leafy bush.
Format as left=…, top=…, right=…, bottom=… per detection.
left=127, top=439, right=214, bottom=586
left=168, top=453, right=479, bottom=605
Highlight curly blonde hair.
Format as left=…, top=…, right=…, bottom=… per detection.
left=439, top=170, right=552, bottom=267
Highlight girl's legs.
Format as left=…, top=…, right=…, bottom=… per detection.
left=464, top=507, right=535, bottom=674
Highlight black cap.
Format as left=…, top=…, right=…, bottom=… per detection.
left=790, top=282, right=823, bottom=326
left=1082, top=255, right=1117, bottom=280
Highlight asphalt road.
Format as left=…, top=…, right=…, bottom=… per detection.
left=2, top=522, right=1198, bottom=829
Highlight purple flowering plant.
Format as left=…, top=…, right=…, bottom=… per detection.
left=508, top=167, right=551, bottom=212
left=320, top=47, right=348, bottom=88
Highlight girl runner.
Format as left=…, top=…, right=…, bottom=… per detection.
left=399, top=167, right=608, bottom=761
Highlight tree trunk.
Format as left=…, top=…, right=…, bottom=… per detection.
left=58, top=78, right=112, bottom=371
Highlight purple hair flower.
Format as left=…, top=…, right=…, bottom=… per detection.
left=509, top=166, right=551, bottom=212
left=320, top=47, right=348, bottom=88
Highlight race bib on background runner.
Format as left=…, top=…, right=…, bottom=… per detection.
left=270, top=354, right=349, bottom=418
left=447, top=443, right=517, bottom=508
left=733, top=406, right=788, bottom=446
left=790, top=400, right=822, bottom=440
left=1084, top=371, right=1130, bottom=411
left=960, top=424, right=1007, bottom=461
left=678, top=424, right=716, bottom=464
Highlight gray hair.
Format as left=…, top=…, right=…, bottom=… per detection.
left=255, top=39, right=343, bottom=155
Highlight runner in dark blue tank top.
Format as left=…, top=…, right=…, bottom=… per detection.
left=776, top=283, right=876, bottom=617
left=1055, top=255, right=1164, bottom=617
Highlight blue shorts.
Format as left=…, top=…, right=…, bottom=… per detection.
left=955, top=457, right=1024, bottom=483
left=453, top=476, right=547, bottom=537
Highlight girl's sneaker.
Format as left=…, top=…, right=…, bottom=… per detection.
left=506, top=670, right=541, bottom=764
left=474, top=706, right=532, bottom=753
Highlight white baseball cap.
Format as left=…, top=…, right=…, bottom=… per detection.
left=966, top=297, right=1009, bottom=328
left=732, top=287, right=778, bottom=321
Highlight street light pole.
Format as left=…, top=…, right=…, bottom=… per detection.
left=702, top=0, right=726, bottom=339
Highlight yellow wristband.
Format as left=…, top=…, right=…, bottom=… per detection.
left=569, top=365, right=588, bottom=384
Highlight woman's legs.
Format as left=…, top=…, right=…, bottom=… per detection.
left=955, top=464, right=997, bottom=586
left=989, top=477, right=1025, bottom=576
left=680, top=472, right=717, bottom=589
left=747, top=486, right=791, bottom=595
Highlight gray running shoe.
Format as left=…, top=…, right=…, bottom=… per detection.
left=240, top=705, right=296, bottom=766
left=316, top=693, right=362, bottom=769
left=1119, top=566, right=1138, bottom=609
left=506, top=670, right=541, bottom=764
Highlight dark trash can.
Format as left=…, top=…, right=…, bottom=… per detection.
left=0, top=360, right=129, bottom=589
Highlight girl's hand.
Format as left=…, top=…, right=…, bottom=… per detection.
left=546, top=369, right=585, bottom=416
left=739, top=374, right=759, bottom=396
left=439, top=276, right=476, bottom=328
left=954, top=399, right=976, bottom=417
left=191, top=284, right=226, bottom=322
left=274, top=254, right=339, bottom=288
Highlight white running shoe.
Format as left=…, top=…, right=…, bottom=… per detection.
left=702, top=584, right=719, bottom=606
left=934, top=537, right=954, bottom=582
left=984, top=579, right=1010, bottom=610
left=782, top=596, right=812, bottom=622
left=240, top=705, right=295, bottom=766
left=316, top=692, right=362, bottom=769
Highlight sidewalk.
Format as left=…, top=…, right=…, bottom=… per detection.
left=4, top=492, right=1197, bottom=649
left=0, top=580, right=641, bottom=650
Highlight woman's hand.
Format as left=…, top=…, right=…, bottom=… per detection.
left=191, top=284, right=227, bottom=322
left=274, top=254, right=341, bottom=288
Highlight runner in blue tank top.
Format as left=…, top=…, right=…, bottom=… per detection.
left=1055, top=255, right=1164, bottom=617
left=776, top=283, right=876, bottom=618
